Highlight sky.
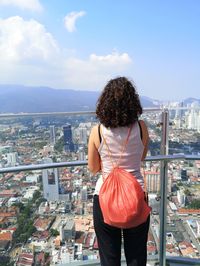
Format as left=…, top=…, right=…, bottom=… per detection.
left=0, top=0, right=199, bottom=101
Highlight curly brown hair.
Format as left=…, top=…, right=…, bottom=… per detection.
left=96, top=77, right=142, bottom=128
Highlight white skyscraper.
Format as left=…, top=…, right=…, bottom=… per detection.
left=50, top=125, right=56, bottom=144
left=6, top=152, right=18, bottom=166
left=79, top=127, right=87, bottom=144
left=197, top=221, right=200, bottom=237
left=177, top=189, right=186, bottom=207
left=146, top=171, right=160, bottom=193
left=186, top=102, right=200, bottom=132
left=78, top=147, right=86, bottom=161
left=42, top=158, right=59, bottom=201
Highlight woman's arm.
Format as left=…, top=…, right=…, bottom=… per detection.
left=139, top=120, right=149, bottom=161
left=88, top=125, right=101, bottom=175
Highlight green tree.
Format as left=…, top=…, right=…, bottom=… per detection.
left=187, top=199, right=200, bottom=209
left=0, top=262, right=14, bottom=266
left=26, top=224, right=36, bottom=236
left=13, top=202, right=25, bottom=212
left=45, top=252, right=50, bottom=261
left=13, top=191, right=39, bottom=244
left=50, top=228, right=59, bottom=237
left=54, top=136, right=64, bottom=153
left=34, top=141, right=48, bottom=149
left=32, top=190, right=41, bottom=202
left=184, top=189, right=191, bottom=196
left=177, top=182, right=183, bottom=187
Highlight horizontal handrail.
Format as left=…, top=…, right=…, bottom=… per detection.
left=166, top=256, right=200, bottom=265
left=42, top=256, right=200, bottom=266
left=167, top=106, right=200, bottom=110
left=0, top=155, right=199, bottom=174
left=1, top=107, right=200, bottom=119
left=0, top=111, right=95, bottom=119
left=147, top=154, right=200, bottom=161
left=0, top=108, right=162, bottom=119
left=0, top=160, right=87, bottom=174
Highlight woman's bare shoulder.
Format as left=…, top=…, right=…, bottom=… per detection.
left=90, top=124, right=98, bottom=136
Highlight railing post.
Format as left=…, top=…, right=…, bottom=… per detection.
left=159, top=109, right=169, bottom=266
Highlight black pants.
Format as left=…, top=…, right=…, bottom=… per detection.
left=93, top=195, right=150, bottom=266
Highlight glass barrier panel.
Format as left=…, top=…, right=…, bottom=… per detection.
left=168, top=108, right=200, bottom=156
left=167, top=108, right=200, bottom=260
left=0, top=110, right=165, bottom=265
left=166, top=159, right=200, bottom=260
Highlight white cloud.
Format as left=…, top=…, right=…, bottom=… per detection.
left=90, top=52, right=132, bottom=65
left=0, top=16, right=60, bottom=63
left=64, top=11, right=86, bottom=32
left=0, top=0, right=42, bottom=11
left=63, top=52, right=132, bottom=90
left=0, top=16, right=132, bottom=90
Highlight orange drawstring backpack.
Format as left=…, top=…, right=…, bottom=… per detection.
left=99, top=125, right=151, bottom=229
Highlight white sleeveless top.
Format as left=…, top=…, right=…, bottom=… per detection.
left=94, top=121, right=145, bottom=195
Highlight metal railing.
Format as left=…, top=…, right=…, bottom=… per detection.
left=0, top=154, right=198, bottom=174
left=0, top=107, right=162, bottom=119
left=0, top=154, right=200, bottom=266
left=0, top=109, right=200, bottom=266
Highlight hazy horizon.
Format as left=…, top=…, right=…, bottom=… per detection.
left=0, top=83, right=199, bottom=103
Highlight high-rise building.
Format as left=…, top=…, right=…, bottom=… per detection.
left=63, top=124, right=74, bottom=152
left=185, top=102, right=200, bottom=132
left=197, top=221, right=200, bottom=237
left=181, top=169, right=188, bottom=181
left=50, top=125, right=56, bottom=144
left=177, top=189, right=186, bottom=207
left=6, top=152, right=18, bottom=166
left=81, top=186, right=88, bottom=202
left=60, top=220, right=75, bottom=242
left=175, top=103, right=181, bottom=119
left=79, top=127, right=87, bottom=144
left=173, top=102, right=185, bottom=128
left=78, top=147, right=86, bottom=161
left=146, top=171, right=160, bottom=193
left=180, top=101, right=184, bottom=120
left=42, top=158, right=59, bottom=201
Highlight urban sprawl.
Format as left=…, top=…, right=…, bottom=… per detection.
left=0, top=101, right=200, bottom=265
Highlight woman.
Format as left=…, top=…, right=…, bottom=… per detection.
left=88, top=77, right=150, bottom=266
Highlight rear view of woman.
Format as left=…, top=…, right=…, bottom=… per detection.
left=88, top=77, right=150, bottom=266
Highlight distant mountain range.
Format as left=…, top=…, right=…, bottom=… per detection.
left=183, top=97, right=200, bottom=106
left=0, top=85, right=199, bottom=113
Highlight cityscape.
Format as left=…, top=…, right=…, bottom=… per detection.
left=0, top=0, right=200, bottom=265
left=0, top=101, right=200, bottom=265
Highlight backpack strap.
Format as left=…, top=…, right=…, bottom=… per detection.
left=138, top=120, right=148, bottom=197
left=142, top=162, right=148, bottom=202
left=98, top=124, right=102, bottom=143
left=138, top=120, right=143, bottom=140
